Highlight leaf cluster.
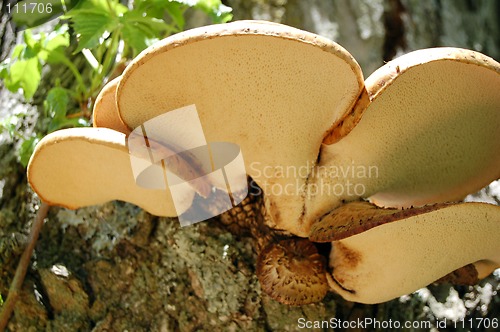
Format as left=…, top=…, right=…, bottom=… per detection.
left=0, top=0, right=233, bottom=166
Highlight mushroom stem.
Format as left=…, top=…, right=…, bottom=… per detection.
left=220, top=180, right=329, bottom=305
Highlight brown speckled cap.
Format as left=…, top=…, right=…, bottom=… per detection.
left=257, top=239, right=328, bottom=305
left=309, top=200, right=451, bottom=242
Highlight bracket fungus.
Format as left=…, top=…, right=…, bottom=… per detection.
left=309, top=201, right=500, bottom=304
left=26, top=21, right=500, bottom=306
left=92, top=76, right=130, bottom=135
left=27, top=127, right=193, bottom=216
left=116, top=20, right=364, bottom=237
left=306, top=48, right=500, bottom=223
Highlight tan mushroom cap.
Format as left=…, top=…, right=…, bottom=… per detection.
left=117, top=20, right=364, bottom=237
left=27, top=128, right=193, bottom=216
left=92, top=76, right=131, bottom=135
left=310, top=201, right=500, bottom=304
left=307, top=48, right=500, bottom=221
left=257, top=239, right=328, bottom=305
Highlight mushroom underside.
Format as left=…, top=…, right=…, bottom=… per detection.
left=306, top=49, right=500, bottom=227
left=92, top=76, right=130, bottom=135
left=310, top=201, right=500, bottom=304
left=116, top=20, right=364, bottom=237
left=27, top=127, right=192, bottom=216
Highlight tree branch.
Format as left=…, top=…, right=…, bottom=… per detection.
left=0, top=202, right=50, bottom=331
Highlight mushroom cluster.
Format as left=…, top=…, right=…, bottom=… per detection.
left=27, top=21, right=500, bottom=305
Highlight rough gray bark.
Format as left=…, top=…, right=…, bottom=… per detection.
left=228, top=0, right=500, bottom=73
left=0, top=0, right=499, bottom=331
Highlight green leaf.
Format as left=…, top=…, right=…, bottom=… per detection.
left=173, top=0, right=232, bottom=23
left=197, top=0, right=233, bottom=23
left=127, top=13, right=170, bottom=33
left=121, top=25, right=150, bottom=54
left=44, top=87, right=70, bottom=121
left=45, top=31, right=70, bottom=52
left=67, top=0, right=127, bottom=15
left=21, top=30, right=43, bottom=59
left=49, top=117, right=88, bottom=132
left=0, top=116, right=19, bottom=138
left=18, top=135, right=40, bottom=167
left=0, top=61, right=9, bottom=79
left=45, top=48, right=67, bottom=65
left=8, top=57, right=41, bottom=99
left=43, top=87, right=89, bottom=132
left=11, top=44, right=26, bottom=59
left=66, top=9, right=117, bottom=52
left=22, top=30, right=36, bottom=49
left=164, top=2, right=186, bottom=30
left=39, top=25, right=70, bottom=61
left=135, top=0, right=171, bottom=18
left=120, top=11, right=169, bottom=54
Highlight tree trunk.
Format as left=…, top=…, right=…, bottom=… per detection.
left=1, top=0, right=499, bottom=331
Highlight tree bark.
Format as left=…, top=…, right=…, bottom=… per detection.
left=1, top=0, right=499, bottom=331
